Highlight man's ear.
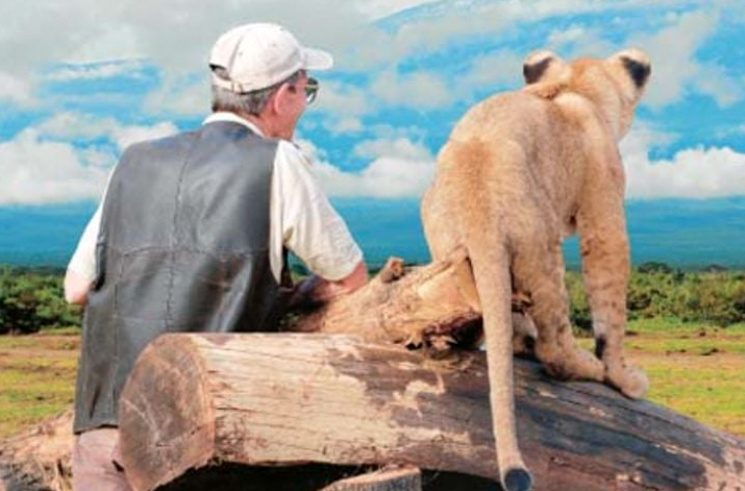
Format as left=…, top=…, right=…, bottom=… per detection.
left=522, top=50, right=566, bottom=85
left=609, top=48, right=651, bottom=89
left=270, top=83, right=291, bottom=115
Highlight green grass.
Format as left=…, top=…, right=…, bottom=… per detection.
left=580, top=318, right=745, bottom=436
left=643, top=359, right=745, bottom=436
left=0, top=333, right=78, bottom=437
left=627, top=317, right=745, bottom=334
left=0, top=319, right=743, bottom=439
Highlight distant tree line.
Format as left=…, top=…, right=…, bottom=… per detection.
left=1, top=262, right=744, bottom=335
left=567, top=262, right=745, bottom=329
left=0, top=267, right=81, bottom=334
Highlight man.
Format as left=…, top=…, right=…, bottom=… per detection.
left=64, top=23, right=367, bottom=490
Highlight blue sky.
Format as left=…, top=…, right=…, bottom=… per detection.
left=0, top=0, right=744, bottom=267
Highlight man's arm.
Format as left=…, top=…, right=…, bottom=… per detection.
left=64, top=269, right=93, bottom=306
left=291, top=260, right=367, bottom=306
left=272, top=141, right=367, bottom=302
left=322, top=259, right=367, bottom=296
left=64, top=204, right=103, bottom=306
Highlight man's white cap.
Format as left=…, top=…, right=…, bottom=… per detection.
left=209, top=23, right=333, bottom=93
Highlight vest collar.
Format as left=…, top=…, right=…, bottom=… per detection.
left=203, top=111, right=265, bottom=138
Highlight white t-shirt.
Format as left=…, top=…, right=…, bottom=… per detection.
left=66, top=112, right=363, bottom=283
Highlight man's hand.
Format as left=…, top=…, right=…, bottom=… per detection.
left=64, top=269, right=92, bottom=306
left=288, top=260, right=367, bottom=310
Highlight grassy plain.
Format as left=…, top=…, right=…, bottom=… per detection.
left=622, top=319, right=745, bottom=436
left=0, top=321, right=743, bottom=439
left=0, top=329, right=78, bottom=437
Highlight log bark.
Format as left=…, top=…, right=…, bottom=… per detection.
left=284, top=255, right=484, bottom=349
left=118, top=333, right=745, bottom=491
left=0, top=410, right=73, bottom=491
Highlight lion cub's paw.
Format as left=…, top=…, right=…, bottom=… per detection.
left=536, top=344, right=604, bottom=382
left=566, top=347, right=605, bottom=381
left=512, top=313, right=537, bottom=358
left=606, top=364, right=649, bottom=399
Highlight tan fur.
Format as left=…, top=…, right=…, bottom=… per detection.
left=421, top=49, right=651, bottom=491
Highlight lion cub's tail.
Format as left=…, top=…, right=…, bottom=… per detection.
left=467, top=237, right=533, bottom=491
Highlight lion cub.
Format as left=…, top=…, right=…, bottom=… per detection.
left=421, top=49, right=651, bottom=491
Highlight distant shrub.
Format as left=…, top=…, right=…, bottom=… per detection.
left=0, top=267, right=82, bottom=334
left=637, top=261, right=673, bottom=274
left=2, top=264, right=744, bottom=335
left=566, top=267, right=745, bottom=328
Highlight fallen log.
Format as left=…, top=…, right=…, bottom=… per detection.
left=0, top=409, right=73, bottom=491
left=118, top=333, right=745, bottom=491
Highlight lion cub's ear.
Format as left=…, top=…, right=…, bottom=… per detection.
left=522, top=50, right=569, bottom=99
left=608, top=48, right=652, bottom=92
left=522, top=50, right=567, bottom=85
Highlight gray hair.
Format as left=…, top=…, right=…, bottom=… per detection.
left=211, top=68, right=302, bottom=115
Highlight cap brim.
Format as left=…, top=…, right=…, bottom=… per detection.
left=302, top=47, right=334, bottom=71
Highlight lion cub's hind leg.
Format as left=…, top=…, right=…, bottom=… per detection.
left=511, top=292, right=537, bottom=358
left=421, top=186, right=461, bottom=263
left=511, top=236, right=604, bottom=382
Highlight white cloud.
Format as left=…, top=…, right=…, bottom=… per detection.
left=353, top=137, right=432, bottom=161
left=714, top=123, right=745, bottom=140
left=327, top=118, right=364, bottom=134
left=629, top=10, right=742, bottom=109
left=351, top=0, right=681, bottom=69
left=143, top=75, right=210, bottom=117
left=110, top=122, right=179, bottom=151
left=36, top=112, right=118, bottom=140
left=460, top=50, right=524, bottom=95
left=371, top=70, right=449, bottom=108
left=694, top=63, right=744, bottom=108
left=1, top=0, right=734, bottom=127
left=0, top=71, right=36, bottom=106
left=371, top=123, right=425, bottom=139
left=298, top=136, right=434, bottom=198
left=64, top=24, right=143, bottom=64
left=545, top=25, right=616, bottom=58
left=0, top=129, right=111, bottom=205
left=0, top=114, right=179, bottom=205
left=355, top=0, right=441, bottom=20
left=0, top=1, right=376, bottom=80
left=0, top=0, right=387, bottom=121
left=547, top=25, right=587, bottom=46
left=36, top=112, right=178, bottom=152
left=315, top=81, right=370, bottom=117
left=45, top=60, right=147, bottom=82
left=0, top=0, right=734, bottom=115
left=622, top=126, right=745, bottom=199
left=314, top=157, right=434, bottom=198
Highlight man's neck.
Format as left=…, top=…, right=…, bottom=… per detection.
left=215, top=110, right=294, bottom=141
left=237, top=111, right=294, bottom=140
left=231, top=111, right=270, bottom=137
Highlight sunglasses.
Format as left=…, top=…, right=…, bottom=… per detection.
left=304, top=77, right=319, bottom=104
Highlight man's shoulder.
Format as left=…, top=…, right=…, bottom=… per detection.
left=121, top=130, right=198, bottom=162
left=130, top=129, right=197, bottom=152
left=275, top=140, right=313, bottom=171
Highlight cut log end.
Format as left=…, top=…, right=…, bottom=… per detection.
left=118, top=334, right=216, bottom=491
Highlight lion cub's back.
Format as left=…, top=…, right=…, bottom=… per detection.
left=449, top=91, right=560, bottom=149
left=434, top=91, right=566, bottom=194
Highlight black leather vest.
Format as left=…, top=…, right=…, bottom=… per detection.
left=74, top=121, right=283, bottom=433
